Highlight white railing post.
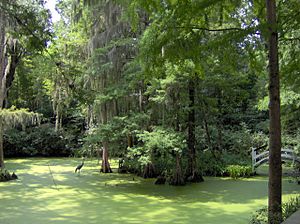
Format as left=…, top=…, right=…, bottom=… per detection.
left=251, top=147, right=256, bottom=172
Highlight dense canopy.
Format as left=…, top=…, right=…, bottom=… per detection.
left=0, top=1, right=299, bottom=223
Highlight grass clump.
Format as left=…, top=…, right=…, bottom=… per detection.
left=250, top=195, right=300, bottom=223
left=226, top=165, right=253, bottom=179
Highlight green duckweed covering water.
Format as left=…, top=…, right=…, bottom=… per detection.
left=0, top=158, right=299, bottom=224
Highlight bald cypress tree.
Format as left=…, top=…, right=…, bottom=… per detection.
left=77, top=0, right=141, bottom=173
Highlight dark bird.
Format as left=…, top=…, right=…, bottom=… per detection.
left=75, top=158, right=85, bottom=173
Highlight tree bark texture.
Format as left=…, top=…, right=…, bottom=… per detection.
left=266, top=0, right=282, bottom=223
left=169, top=153, right=185, bottom=186
left=142, top=162, right=156, bottom=178
left=186, top=78, right=203, bottom=182
left=100, top=102, right=112, bottom=173
left=101, top=141, right=112, bottom=173
left=0, top=37, right=21, bottom=168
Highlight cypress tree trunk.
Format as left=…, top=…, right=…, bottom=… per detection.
left=170, top=153, right=185, bottom=186
left=101, top=141, right=112, bottom=173
left=186, top=78, right=203, bottom=182
left=142, top=162, right=156, bottom=178
left=266, top=0, right=282, bottom=223
left=100, top=103, right=112, bottom=173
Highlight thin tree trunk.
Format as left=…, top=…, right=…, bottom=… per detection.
left=139, top=87, right=143, bottom=112
left=100, top=102, right=112, bottom=173
left=0, top=116, right=4, bottom=168
left=127, top=133, right=133, bottom=148
left=186, top=78, right=203, bottom=182
left=55, top=103, right=59, bottom=132
left=55, top=87, right=62, bottom=132
left=266, top=0, right=282, bottom=223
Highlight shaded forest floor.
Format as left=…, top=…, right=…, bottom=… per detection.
left=1, top=158, right=299, bottom=224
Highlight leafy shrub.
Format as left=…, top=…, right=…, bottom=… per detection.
left=199, top=151, right=252, bottom=177
left=223, top=123, right=268, bottom=158
left=282, top=129, right=300, bottom=155
left=249, top=195, right=300, bottom=223
left=198, top=151, right=227, bottom=176
left=127, top=126, right=187, bottom=177
left=283, top=196, right=300, bottom=220
left=4, top=124, right=79, bottom=157
left=226, top=165, right=252, bottom=179
left=249, top=207, right=268, bottom=224
left=222, top=152, right=251, bottom=166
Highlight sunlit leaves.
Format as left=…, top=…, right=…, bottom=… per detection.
left=128, top=126, right=186, bottom=165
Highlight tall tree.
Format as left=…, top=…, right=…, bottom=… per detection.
left=75, top=0, right=141, bottom=172
left=0, top=1, right=22, bottom=167
left=0, top=0, right=51, bottom=168
left=266, top=0, right=282, bottom=223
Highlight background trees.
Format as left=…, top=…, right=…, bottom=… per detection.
left=2, top=1, right=300, bottom=222
left=0, top=0, right=51, bottom=167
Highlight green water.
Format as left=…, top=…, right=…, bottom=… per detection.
left=0, top=158, right=299, bottom=224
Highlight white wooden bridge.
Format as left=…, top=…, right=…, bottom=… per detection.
left=251, top=145, right=300, bottom=172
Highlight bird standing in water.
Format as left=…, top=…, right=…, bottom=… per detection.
left=75, top=158, right=85, bottom=174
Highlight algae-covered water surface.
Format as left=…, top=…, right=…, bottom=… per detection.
left=0, top=158, right=299, bottom=224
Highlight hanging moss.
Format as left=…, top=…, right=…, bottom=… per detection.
left=0, top=106, right=41, bottom=130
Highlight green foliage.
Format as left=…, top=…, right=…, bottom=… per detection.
left=1, top=0, right=300, bottom=199
left=136, top=127, right=186, bottom=155
left=222, top=123, right=268, bottom=157
left=8, top=56, right=53, bottom=115
left=198, top=151, right=226, bottom=176
left=82, top=113, right=150, bottom=158
left=4, top=123, right=83, bottom=157
left=127, top=126, right=186, bottom=173
left=226, top=165, right=252, bottom=179
left=1, top=0, right=53, bottom=52
left=249, top=207, right=268, bottom=224
left=199, top=151, right=252, bottom=177
left=282, top=129, right=300, bottom=155
left=283, top=196, right=300, bottom=220
left=249, top=195, right=300, bottom=224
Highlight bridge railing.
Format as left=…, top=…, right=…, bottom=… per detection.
left=251, top=146, right=299, bottom=172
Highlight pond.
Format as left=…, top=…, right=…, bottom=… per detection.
left=0, top=158, right=299, bottom=224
